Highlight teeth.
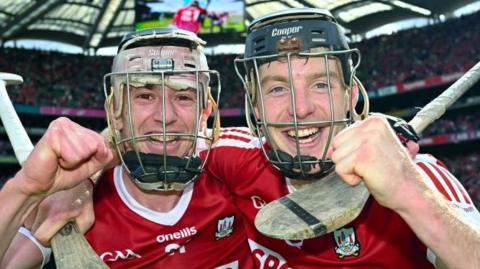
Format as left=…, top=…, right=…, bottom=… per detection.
left=149, top=135, right=177, bottom=143
left=287, top=128, right=319, bottom=138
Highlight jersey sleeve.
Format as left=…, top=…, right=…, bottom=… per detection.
left=408, top=154, right=480, bottom=265
left=414, top=154, right=480, bottom=267
left=414, top=154, right=480, bottom=224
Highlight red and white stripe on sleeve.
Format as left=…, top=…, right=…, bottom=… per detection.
left=414, top=154, right=480, bottom=223
left=214, top=127, right=262, bottom=149
left=415, top=154, right=472, bottom=205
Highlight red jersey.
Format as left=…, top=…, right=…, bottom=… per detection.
left=172, top=5, right=206, bottom=33
left=207, top=127, right=480, bottom=269
left=84, top=166, right=254, bottom=268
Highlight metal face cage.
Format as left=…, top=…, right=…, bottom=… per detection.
left=235, top=49, right=362, bottom=180
left=104, top=69, right=221, bottom=192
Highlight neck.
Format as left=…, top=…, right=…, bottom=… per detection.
left=122, top=169, right=182, bottom=212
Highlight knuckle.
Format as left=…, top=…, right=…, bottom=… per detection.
left=343, top=175, right=358, bottom=186
left=50, top=117, right=69, bottom=128
left=367, top=115, right=388, bottom=127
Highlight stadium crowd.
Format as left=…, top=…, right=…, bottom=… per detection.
left=0, top=11, right=479, bottom=202
left=357, top=11, right=480, bottom=90
left=441, top=152, right=480, bottom=208
left=422, top=111, right=480, bottom=137
left=1, top=11, right=479, bottom=109
left=0, top=48, right=110, bottom=108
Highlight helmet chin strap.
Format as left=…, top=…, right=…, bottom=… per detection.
left=122, top=151, right=202, bottom=191
left=266, top=150, right=335, bottom=180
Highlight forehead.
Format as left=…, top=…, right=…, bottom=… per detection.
left=119, top=73, right=202, bottom=91
left=258, top=56, right=343, bottom=80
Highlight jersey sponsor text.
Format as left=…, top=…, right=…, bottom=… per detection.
left=156, top=226, right=197, bottom=243
left=248, top=239, right=292, bottom=269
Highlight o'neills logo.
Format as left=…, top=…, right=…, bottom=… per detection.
left=156, top=227, right=197, bottom=243
left=271, top=26, right=303, bottom=37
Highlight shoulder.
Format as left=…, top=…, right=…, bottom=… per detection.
left=214, top=127, right=262, bottom=149
left=93, top=166, right=121, bottom=201
left=207, top=127, right=270, bottom=184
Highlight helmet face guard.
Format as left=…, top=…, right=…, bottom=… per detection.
left=104, top=28, right=221, bottom=191
left=234, top=8, right=368, bottom=180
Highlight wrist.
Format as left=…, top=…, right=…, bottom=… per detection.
left=9, top=169, right=49, bottom=198
left=18, top=226, right=52, bottom=268
left=390, top=162, right=431, bottom=215
left=3, top=176, right=43, bottom=206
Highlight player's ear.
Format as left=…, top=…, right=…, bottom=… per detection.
left=203, top=100, right=213, bottom=120
left=201, top=96, right=213, bottom=131
left=343, top=79, right=360, bottom=120
left=112, top=101, right=124, bottom=130
left=351, top=82, right=359, bottom=107
left=105, top=91, right=124, bottom=130
left=348, top=77, right=369, bottom=120
left=112, top=116, right=123, bottom=130
left=343, top=83, right=358, bottom=113
left=250, top=83, right=261, bottom=119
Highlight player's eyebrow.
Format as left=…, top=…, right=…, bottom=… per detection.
left=305, top=71, right=340, bottom=84
left=128, top=84, right=155, bottom=91
left=260, top=74, right=288, bottom=87
left=260, top=71, right=341, bottom=87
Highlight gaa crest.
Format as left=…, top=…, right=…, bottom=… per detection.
left=333, top=227, right=360, bottom=258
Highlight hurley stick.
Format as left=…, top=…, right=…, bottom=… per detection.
left=0, top=72, right=108, bottom=268
left=255, top=60, right=480, bottom=240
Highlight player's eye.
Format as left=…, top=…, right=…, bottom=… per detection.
left=137, top=93, right=154, bottom=100
left=313, top=82, right=328, bottom=89
left=177, top=94, right=195, bottom=101
left=176, top=89, right=197, bottom=103
left=267, top=85, right=289, bottom=95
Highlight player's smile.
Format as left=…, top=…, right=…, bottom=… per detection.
left=149, top=134, right=178, bottom=143
left=284, top=127, right=323, bottom=146
left=287, top=127, right=319, bottom=139
left=140, top=130, right=194, bottom=156
left=277, top=125, right=331, bottom=157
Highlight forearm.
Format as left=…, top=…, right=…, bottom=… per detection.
left=397, top=175, right=480, bottom=269
left=0, top=177, right=43, bottom=261
left=1, top=232, right=43, bottom=269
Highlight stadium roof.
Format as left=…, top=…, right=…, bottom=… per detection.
left=0, top=0, right=478, bottom=51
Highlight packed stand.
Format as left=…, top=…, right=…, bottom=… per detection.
left=0, top=48, right=111, bottom=109
left=356, top=11, right=480, bottom=90
left=422, top=111, right=480, bottom=137
left=0, top=12, right=480, bottom=110
left=440, top=152, right=480, bottom=208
